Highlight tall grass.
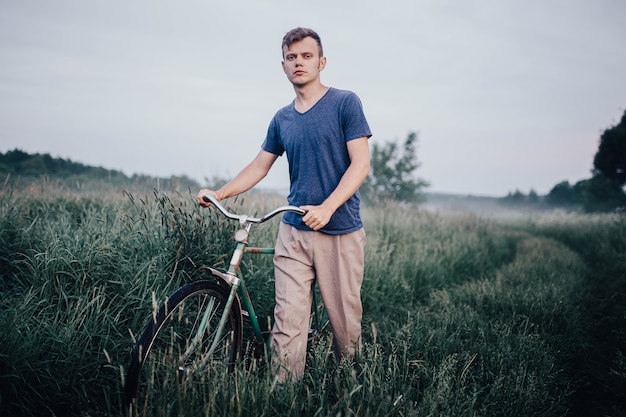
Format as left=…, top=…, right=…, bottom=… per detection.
left=518, top=211, right=626, bottom=416
left=0, top=187, right=624, bottom=416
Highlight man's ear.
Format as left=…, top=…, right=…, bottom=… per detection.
left=319, top=56, right=327, bottom=70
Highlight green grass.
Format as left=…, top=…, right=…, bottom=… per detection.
left=0, top=186, right=624, bottom=416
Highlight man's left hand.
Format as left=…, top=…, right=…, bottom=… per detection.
left=300, top=204, right=334, bottom=231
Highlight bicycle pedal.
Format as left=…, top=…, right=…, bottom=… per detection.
left=177, top=365, right=191, bottom=380
left=242, top=310, right=251, bottom=324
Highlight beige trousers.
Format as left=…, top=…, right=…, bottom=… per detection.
left=271, top=222, right=365, bottom=382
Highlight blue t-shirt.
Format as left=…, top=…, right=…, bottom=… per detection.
left=262, top=87, right=372, bottom=234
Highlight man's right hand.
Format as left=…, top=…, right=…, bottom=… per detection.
left=197, top=189, right=219, bottom=207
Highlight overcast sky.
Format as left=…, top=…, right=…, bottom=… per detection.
left=1, top=0, right=625, bottom=196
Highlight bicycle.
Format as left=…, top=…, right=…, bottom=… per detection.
left=122, top=194, right=329, bottom=414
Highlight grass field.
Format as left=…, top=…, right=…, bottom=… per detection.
left=0, top=183, right=624, bottom=416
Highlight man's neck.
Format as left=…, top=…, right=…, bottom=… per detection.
left=293, top=83, right=329, bottom=113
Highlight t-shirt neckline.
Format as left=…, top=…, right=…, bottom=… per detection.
left=292, top=87, right=333, bottom=115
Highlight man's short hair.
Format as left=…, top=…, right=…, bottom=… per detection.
left=281, top=27, right=323, bottom=57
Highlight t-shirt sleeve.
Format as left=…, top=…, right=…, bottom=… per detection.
left=341, top=92, right=372, bottom=142
left=261, top=116, right=285, bottom=156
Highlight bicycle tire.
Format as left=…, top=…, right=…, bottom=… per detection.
left=123, top=278, right=242, bottom=415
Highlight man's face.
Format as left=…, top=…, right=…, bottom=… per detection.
left=281, top=37, right=326, bottom=87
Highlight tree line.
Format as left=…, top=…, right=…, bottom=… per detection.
left=502, top=110, right=626, bottom=212
left=0, top=149, right=127, bottom=179
left=0, top=149, right=201, bottom=193
left=3, top=108, right=624, bottom=211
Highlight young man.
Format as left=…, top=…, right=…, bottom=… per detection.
left=197, top=27, right=371, bottom=382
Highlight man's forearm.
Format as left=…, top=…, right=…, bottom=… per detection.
left=216, top=150, right=278, bottom=200
left=322, top=137, right=370, bottom=211
left=322, top=160, right=370, bottom=212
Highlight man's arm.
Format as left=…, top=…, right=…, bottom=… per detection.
left=197, top=149, right=278, bottom=206
left=301, top=137, right=370, bottom=231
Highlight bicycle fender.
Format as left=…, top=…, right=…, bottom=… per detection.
left=201, top=266, right=241, bottom=287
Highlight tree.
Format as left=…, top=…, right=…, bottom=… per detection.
left=528, top=189, right=540, bottom=204
left=544, top=109, right=626, bottom=212
left=545, top=177, right=626, bottom=211
left=500, top=189, right=541, bottom=205
left=361, top=132, right=429, bottom=204
left=594, top=110, right=626, bottom=186
left=578, top=174, right=626, bottom=212
left=545, top=181, right=577, bottom=206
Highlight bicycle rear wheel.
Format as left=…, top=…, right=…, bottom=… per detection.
left=123, top=279, right=242, bottom=416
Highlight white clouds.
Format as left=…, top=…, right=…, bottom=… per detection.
left=1, top=0, right=625, bottom=196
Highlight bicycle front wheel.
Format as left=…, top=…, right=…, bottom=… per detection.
left=123, top=279, right=242, bottom=416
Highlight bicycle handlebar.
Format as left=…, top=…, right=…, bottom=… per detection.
left=202, top=194, right=306, bottom=224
